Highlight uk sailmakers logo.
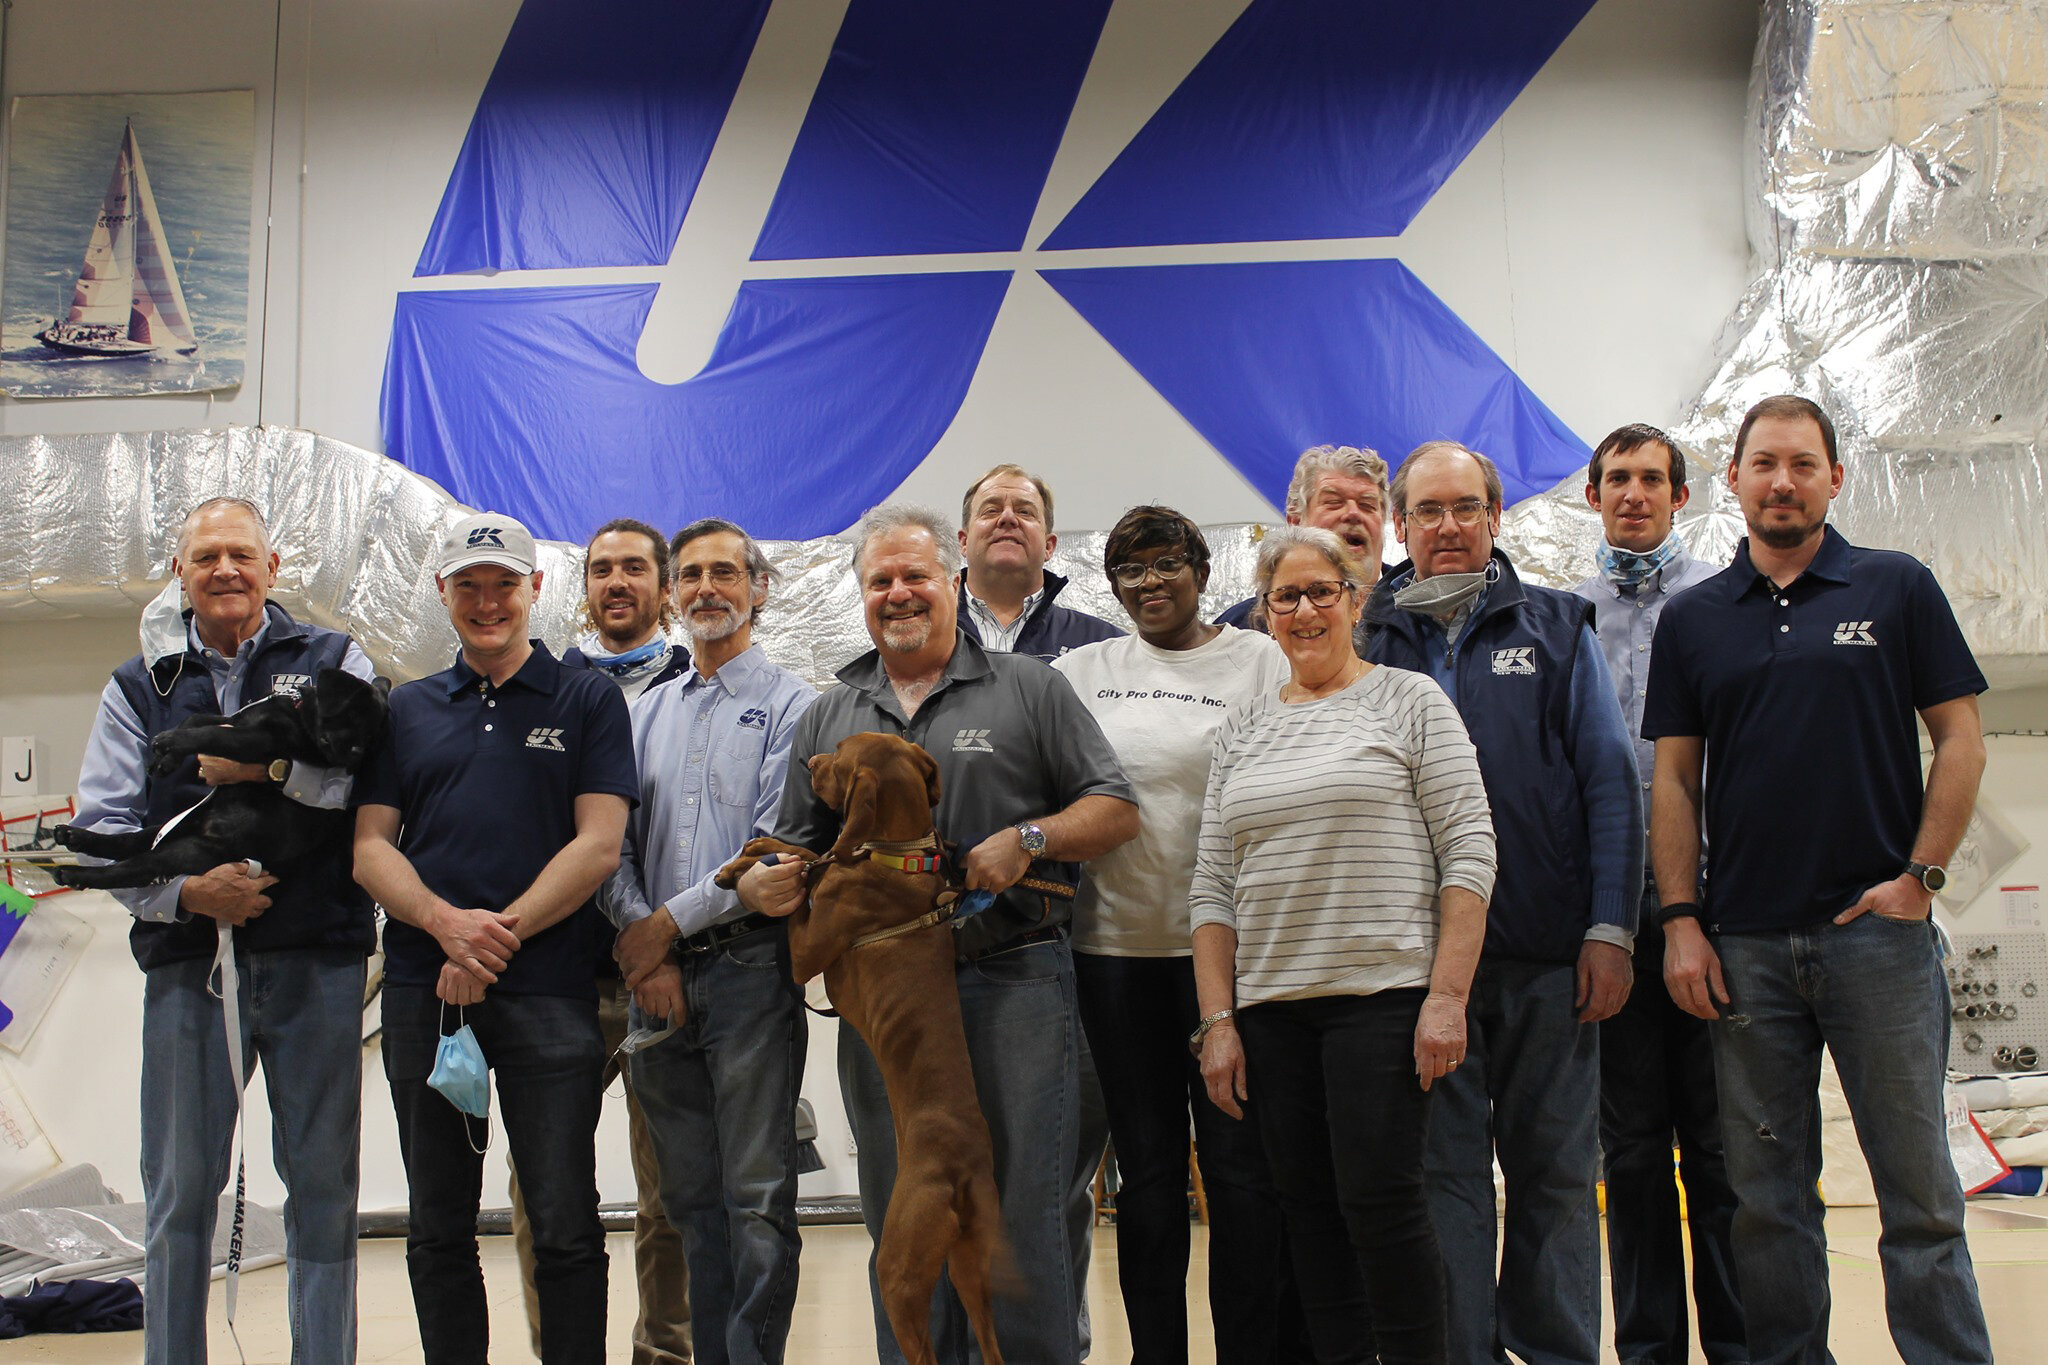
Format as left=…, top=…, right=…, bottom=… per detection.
left=525, top=727, right=567, bottom=752
left=1833, top=621, right=1878, bottom=647
left=385, top=1, right=1597, bottom=542
left=953, top=729, right=995, bottom=755
left=1491, top=648, right=1536, bottom=676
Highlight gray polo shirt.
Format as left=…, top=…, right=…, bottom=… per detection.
left=774, top=631, right=1134, bottom=957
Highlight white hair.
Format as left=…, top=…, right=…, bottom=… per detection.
left=847, top=503, right=963, bottom=581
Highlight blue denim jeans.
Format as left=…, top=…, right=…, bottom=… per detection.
left=1073, top=950, right=1309, bottom=1364
left=382, top=985, right=608, bottom=1365
left=838, top=934, right=1082, bottom=1365
left=1711, top=914, right=1991, bottom=1365
left=1239, top=989, right=1440, bottom=1365
left=1600, top=896, right=1746, bottom=1365
left=141, top=947, right=365, bottom=1365
left=1426, top=957, right=1602, bottom=1365
left=630, top=923, right=806, bottom=1365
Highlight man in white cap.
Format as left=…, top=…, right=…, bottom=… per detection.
left=354, top=512, right=639, bottom=1364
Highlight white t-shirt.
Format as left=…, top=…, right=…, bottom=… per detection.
left=1053, top=626, right=1289, bottom=955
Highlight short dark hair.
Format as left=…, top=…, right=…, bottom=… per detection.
left=584, top=518, right=671, bottom=589
left=1102, top=505, right=1210, bottom=590
left=1588, top=424, right=1688, bottom=494
left=1734, top=395, right=1838, bottom=468
left=961, top=463, right=1056, bottom=531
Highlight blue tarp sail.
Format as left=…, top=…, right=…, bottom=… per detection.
left=753, top=0, right=1113, bottom=259
left=382, top=275, right=1012, bottom=542
left=415, top=0, right=772, bottom=274
left=387, top=0, right=1597, bottom=540
left=1042, top=259, right=1589, bottom=508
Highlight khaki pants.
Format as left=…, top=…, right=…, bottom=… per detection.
left=510, top=978, right=692, bottom=1364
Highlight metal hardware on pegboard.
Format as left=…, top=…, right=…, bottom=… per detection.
left=1949, top=932, right=2048, bottom=1074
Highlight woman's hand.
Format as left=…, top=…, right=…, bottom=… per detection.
left=1414, top=990, right=1468, bottom=1092
left=1201, top=1020, right=1248, bottom=1119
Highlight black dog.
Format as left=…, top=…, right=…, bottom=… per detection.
left=54, top=668, right=391, bottom=890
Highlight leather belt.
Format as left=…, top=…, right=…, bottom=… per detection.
left=679, top=912, right=776, bottom=954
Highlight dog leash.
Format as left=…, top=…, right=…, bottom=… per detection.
left=206, top=860, right=257, bottom=1365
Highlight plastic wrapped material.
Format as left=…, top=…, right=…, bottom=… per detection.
left=1502, top=0, right=2048, bottom=685
left=0, top=424, right=1273, bottom=686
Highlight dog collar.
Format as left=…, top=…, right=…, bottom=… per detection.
left=866, top=849, right=943, bottom=874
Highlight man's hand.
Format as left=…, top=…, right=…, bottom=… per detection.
left=632, top=960, right=685, bottom=1026
left=437, top=960, right=485, bottom=1006
left=196, top=755, right=270, bottom=786
left=1835, top=874, right=1933, bottom=926
left=1663, top=916, right=1729, bottom=1020
left=179, top=862, right=279, bottom=925
left=431, top=905, right=522, bottom=984
left=1199, top=1021, right=1248, bottom=1120
left=737, top=858, right=808, bottom=918
left=963, top=827, right=1031, bottom=896
left=1575, top=939, right=1634, bottom=1023
left=616, top=910, right=679, bottom=987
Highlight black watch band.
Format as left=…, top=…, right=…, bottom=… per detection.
left=1655, top=901, right=1703, bottom=927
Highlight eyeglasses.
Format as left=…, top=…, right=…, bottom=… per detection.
left=1263, top=580, right=1351, bottom=614
left=1404, top=499, right=1490, bottom=529
left=1108, top=555, right=1191, bottom=587
left=676, top=565, right=746, bottom=586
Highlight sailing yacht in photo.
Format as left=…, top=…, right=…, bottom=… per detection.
left=36, top=120, right=199, bottom=358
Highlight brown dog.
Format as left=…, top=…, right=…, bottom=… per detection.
left=716, top=732, right=1007, bottom=1365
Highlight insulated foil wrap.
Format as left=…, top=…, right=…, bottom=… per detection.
left=1501, top=0, right=2048, bottom=684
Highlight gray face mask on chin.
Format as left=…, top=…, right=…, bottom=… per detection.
left=1392, top=567, right=1489, bottom=618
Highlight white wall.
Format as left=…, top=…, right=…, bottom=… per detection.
left=0, top=0, right=1775, bottom=1213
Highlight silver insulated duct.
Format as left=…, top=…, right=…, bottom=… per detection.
left=1503, top=0, right=2048, bottom=687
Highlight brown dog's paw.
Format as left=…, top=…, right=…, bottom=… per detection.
left=714, top=838, right=820, bottom=888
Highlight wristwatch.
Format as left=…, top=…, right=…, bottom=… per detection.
left=1014, top=821, right=1048, bottom=857
left=1905, top=862, right=1948, bottom=894
left=267, top=758, right=291, bottom=784
left=1188, top=1008, right=1236, bottom=1056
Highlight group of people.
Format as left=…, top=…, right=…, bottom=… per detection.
left=73, top=392, right=1993, bottom=1365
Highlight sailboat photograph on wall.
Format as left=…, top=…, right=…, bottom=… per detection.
left=2, top=90, right=252, bottom=398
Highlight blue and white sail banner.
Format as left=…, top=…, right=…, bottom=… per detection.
left=382, top=0, right=1597, bottom=542
left=2, top=91, right=253, bottom=399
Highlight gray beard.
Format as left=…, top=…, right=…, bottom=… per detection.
left=684, top=606, right=743, bottom=643
left=879, top=616, right=932, bottom=653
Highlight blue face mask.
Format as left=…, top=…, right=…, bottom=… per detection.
left=429, top=1011, right=491, bottom=1118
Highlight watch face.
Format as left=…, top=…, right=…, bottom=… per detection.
left=1923, top=865, right=1948, bottom=892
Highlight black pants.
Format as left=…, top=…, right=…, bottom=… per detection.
left=1600, top=915, right=1747, bottom=1364
left=1074, top=952, right=1312, bottom=1364
left=1239, top=989, right=1442, bottom=1365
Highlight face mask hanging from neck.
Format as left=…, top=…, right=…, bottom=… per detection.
left=1392, top=568, right=1489, bottom=618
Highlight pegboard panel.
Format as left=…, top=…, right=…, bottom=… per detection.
left=1948, top=931, right=2048, bottom=1075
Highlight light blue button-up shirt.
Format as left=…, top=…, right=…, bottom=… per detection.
left=1574, top=537, right=1723, bottom=870
left=74, top=615, right=374, bottom=922
left=601, top=643, right=818, bottom=937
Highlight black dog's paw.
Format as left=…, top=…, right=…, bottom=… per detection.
left=147, top=734, right=183, bottom=777
left=50, top=866, right=83, bottom=889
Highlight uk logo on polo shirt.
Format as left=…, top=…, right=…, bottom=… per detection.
left=1491, top=648, right=1537, bottom=677
left=953, top=729, right=996, bottom=754
left=1833, top=621, right=1879, bottom=647
left=525, top=727, right=567, bottom=751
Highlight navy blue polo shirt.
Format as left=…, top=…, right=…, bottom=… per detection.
left=355, top=641, right=638, bottom=996
left=1642, top=527, right=1984, bottom=933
